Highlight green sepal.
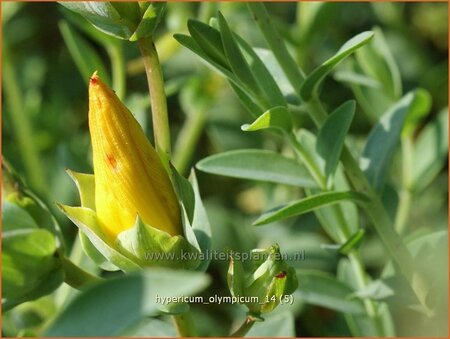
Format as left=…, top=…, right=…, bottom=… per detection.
left=116, top=216, right=201, bottom=270
left=241, top=106, right=293, bottom=134
left=57, top=204, right=140, bottom=273
left=227, top=256, right=245, bottom=297
left=66, top=170, right=118, bottom=270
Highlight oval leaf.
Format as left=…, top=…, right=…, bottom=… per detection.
left=196, top=149, right=318, bottom=188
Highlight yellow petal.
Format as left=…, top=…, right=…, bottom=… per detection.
left=88, top=73, right=181, bottom=241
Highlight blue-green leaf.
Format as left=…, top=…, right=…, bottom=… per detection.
left=254, top=191, right=369, bottom=226
left=59, top=2, right=133, bottom=40
left=196, top=149, right=318, bottom=188
left=360, top=92, right=416, bottom=192
left=355, top=27, right=402, bottom=100
left=236, top=35, right=286, bottom=108
left=2, top=228, right=63, bottom=310
left=246, top=311, right=296, bottom=337
left=43, top=269, right=210, bottom=336
left=187, top=19, right=229, bottom=69
left=189, top=171, right=212, bottom=272
left=300, top=31, right=374, bottom=101
left=2, top=201, right=38, bottom=232
left=316, top=100, right=355, bottom=186
left=296, top=270, right=365, bottom=314
left=218, top=12, right=261, bottom=98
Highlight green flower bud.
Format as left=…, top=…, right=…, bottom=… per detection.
left=227, top=245, right=298, bottom=316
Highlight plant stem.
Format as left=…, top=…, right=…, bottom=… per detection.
left=394, top=137, right=413, bottom=234
left=249, top=3, right=430, bottom=313
left=230, top=315, right=256, bottom=337
left=289, top=133, right=326, bottom=188
left=3, top=43, right=47, bottom=196
left=138, top=36, right=172, bottom=171
left=60, top=255, right=102, bottom=289
left=107, top=43, right=126, bottom=100
left=173, top=108, right=208, bottom=176
left=172, top=312, right=197, bottom=337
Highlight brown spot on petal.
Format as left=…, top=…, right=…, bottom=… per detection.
left=106, top=153, right=117, bottom=169
left=275, top=271, right=287, bottom=278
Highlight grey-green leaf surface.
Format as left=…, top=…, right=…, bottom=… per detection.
left=355, top=27, right=401, bottom=100
left=236, top=35, right=286, bottom=108
left=60, top=2, right=134, bottom=40
left=337, top=258, right=394, bottom=336
left=300, top=31, right=374, bottom=101
left=196, top=149, right=317, bottom=188
left=2, top=228, right=63, bottom=310
left=296, top=270, right=365, bottom=314
left=246, top=311, right=296, bottom=337
left=316, top=100, right=355, bottom=186
left=254, top=191, right=368, bottom=226
left=187, top=19, right=229, bottom=69
left=360, top=92, right=416, bottom=192
left=43, top=269, right=210, bottom=336
left=410, top=108, right=448, bottom=192
left=2, top=201, right=38, bottom=232
left=218, top=12, right=260, bottom=98
left=189, top=171, right=212, bottom=272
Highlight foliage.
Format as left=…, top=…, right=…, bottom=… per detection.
left=2, top=2, right=448, bottom=337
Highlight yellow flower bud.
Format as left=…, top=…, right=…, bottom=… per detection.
left=88, top=73, right=181, bottom=241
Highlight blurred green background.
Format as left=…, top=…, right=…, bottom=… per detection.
left=2, top=2, right=448, bottom=337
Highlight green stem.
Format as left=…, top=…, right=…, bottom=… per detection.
left=289, top=133, right=326, bottom=188
left=3, top=43, right=47, bottom=196
left=394, top=137, right=413, bottom=234
left=249, top=3, right=430, bottom=312
left=230, top=315, right=256, bottom=337
left=172, top=312, right=197, bottom=337
left=60, top=255, right=102, bottom=289
left=107, top=43, right=126, bottom=100
left=138, top=36, right=172, bottom=171
left=173, top=108, right=208, bottom=176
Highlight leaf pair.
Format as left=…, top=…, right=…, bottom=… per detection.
left=60, top=2, right=166, bottom=41
left=175, top=13, right=286, bottom=117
